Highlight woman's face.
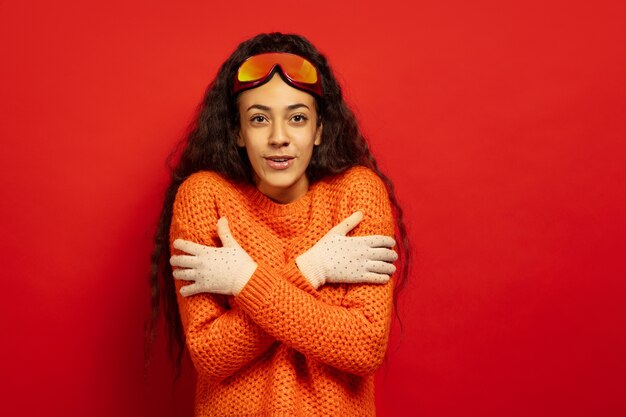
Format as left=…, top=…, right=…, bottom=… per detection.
left=237, top=73, right=322, bottom=204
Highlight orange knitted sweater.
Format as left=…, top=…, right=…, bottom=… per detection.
left=170, top=166, right=395, bottom=417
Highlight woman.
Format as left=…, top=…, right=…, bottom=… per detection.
left=147, top=32, right=410, bottom=416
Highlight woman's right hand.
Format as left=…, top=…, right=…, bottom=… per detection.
left=295, top=211, right=398, bottom=289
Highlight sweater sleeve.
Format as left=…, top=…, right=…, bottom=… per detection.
left=235, top=168, right=395, bottom=376
left=170, top=173, right=275, bottom=381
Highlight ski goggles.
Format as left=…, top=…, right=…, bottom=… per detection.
left=233, top=52, right=322, bottom=97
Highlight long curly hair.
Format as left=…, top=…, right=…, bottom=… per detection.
left=145, top=32, right=411, bottom=378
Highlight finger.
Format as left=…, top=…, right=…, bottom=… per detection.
left=330, top=211, right=363, bottom=235
left=170, top=255, right=200, bottom=268
left=368, top=248, right=399, bottom=262
left=179, top=284, right=201, bottom=297
left=216, top=218, right=240, bottom=248
left=363, top=235, right=396, bottom=248
left=173, top=239, right=208, bottom=256
left=366, top=260, right=397, bottom=275
left=363, top=272, right=391, bottom=284
left=172, top=268, right=199, bottom=281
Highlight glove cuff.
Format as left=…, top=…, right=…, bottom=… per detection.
left=295, top=254, right=325, bottom=289
left=231, top=261, right=258, bottom=296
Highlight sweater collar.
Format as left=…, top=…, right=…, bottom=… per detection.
left=240, top=181, right=317, bottom=217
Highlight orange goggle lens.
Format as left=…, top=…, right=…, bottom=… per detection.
left=234, top=52, right=322, bottom=97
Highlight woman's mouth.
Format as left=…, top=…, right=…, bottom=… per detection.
left=265, top=156, right=295, bottom=170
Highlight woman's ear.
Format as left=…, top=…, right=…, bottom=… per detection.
left=314, top=122, right=323, bottom=146
left=236, top=131, right=245, bottom=147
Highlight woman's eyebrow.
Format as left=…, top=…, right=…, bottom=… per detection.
left=246, top=103, right=311, bottom=112
left=246, top=104, right=271, bottom=112
left=286, top=103, right=310, bottom=111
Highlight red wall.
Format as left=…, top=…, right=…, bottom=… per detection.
left=1, top=1, right=625, bottom=416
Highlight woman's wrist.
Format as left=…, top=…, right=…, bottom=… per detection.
left=295, top=254, right=325, bottom=289
left=232, top=261, right=259, bottom=296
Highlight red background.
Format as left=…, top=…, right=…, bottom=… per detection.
left=1, top=1, right=625, bottom=416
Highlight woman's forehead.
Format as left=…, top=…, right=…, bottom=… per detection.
left=238, top=73, right=316, bottom=111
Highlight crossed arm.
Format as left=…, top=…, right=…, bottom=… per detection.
left=170, top=172, right=397, bottom=380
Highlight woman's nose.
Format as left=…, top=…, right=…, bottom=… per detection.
left=268, top=123, right=290, bottom=146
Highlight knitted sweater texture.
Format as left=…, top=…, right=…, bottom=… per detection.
left=170, top=166, right=395, bottom=417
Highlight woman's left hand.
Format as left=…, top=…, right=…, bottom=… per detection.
left=170, top=218, right=257, bottom=297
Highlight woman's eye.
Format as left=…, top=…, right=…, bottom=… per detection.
left=251, top=115, right=266, bottom=123
left=291, top=114, right=307, bottom=123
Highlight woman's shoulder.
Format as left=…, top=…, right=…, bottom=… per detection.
left=318, top=166, right=394, bottom=229
left=324, top=166, right=387, bottom=195
left=342, top=165, right=383, bottom=183
left=175, top=171, right=240, bottom=205
left=181, top=170, right=231, bottom=185
left=179, top=170, right=235, bottom=193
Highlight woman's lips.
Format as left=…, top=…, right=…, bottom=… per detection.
left=265, top=156, right=295, bottom=170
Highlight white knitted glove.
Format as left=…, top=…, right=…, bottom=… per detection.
left=170, top=218, right=258, bottom=296
left=295, top=211, right=398, bottom=289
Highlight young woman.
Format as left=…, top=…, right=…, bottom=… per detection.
left=148, top=32, right=410, bottom=416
